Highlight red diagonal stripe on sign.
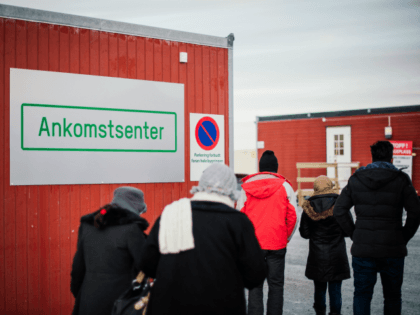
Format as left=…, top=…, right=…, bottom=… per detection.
left=200, top=123, right=215, bottom=144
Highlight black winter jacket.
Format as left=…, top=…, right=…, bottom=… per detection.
left=299, top=194, right=350, bottom=282
left=334, top=167, right=420, bottom=258
left=71, top=207, right=149, bottom=315
left=138, top=201, right=266, bottom=315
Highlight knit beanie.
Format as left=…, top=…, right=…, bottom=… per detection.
left=111, top=186, right=147, bottom=215
left=190, top=163, right=240, bottom=201
left=259, top=150, right=278, bottom=173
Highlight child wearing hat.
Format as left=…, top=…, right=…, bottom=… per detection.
left=299, top=176, right=351, bottom=315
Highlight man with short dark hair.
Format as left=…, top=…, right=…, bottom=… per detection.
left=236, top=150, right=297, bottom=315
left=334, top=141, right=420, bottom=315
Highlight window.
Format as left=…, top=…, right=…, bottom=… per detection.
left=334, top=134, right=344, bottom=156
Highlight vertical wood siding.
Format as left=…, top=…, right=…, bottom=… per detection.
left=258, top=113, right=420, bottom=192
left=0, top=18, right=230, bottom=314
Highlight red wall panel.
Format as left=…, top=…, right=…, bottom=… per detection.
left=0, top=18, right=231, bottom=314
left=0, top=18, right=6, bottom=310
left=48, top=24, right=61, bottom=315
left=258, top=112, right=420, bottom=192
left=4, top=18, right=17, bottom=314
left=179, top=42, right=189, bottom=199
left=59, top=26, right=72, bottom=309
left=67, top=26, right=81, bottom=312
left=15, top=18, right=28, bottom=315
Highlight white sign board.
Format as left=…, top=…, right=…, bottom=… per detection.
left=190, top=113, right=225, bottom=181
left=11, top=68, right=185, bottom=185
left=390, top=140, right=413, bottom=180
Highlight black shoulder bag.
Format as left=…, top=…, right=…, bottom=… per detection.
left=111, top=271, right=153, bottom=315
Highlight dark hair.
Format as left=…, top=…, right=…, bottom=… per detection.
left=370, top=141, right=394, bottom=162
left=94, top=204, right=113, bottom=229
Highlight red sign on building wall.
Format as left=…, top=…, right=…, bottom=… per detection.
left=390, top=141, right=413, bottom=180
left=390, top=140, right=412, bottom=156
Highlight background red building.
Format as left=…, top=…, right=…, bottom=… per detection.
left=257, top=104, right=420, bottom=192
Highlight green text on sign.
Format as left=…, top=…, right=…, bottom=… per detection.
left=21, top=104, right=177, bottom=152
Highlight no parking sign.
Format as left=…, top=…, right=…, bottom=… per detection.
left=195, top=116, right=220, bottom=150
left=190, top=113, right=225, bottom=181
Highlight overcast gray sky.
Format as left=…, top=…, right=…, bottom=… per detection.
left=2, top=0, right=419, bottom=149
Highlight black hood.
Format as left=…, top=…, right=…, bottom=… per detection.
left=308, top=194, right=339, bottom=213
left=81, top=207, right=149, bottom=231
left=354, top=168, right=402, bottom=190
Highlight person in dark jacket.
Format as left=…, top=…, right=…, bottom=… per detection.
left=70, top=186, right=149, bottom=315
left=334, top=141, right=420, bottom=315
left=300, top=176, right=350, bottom=315
left=138, top=163, right=266, bottom=315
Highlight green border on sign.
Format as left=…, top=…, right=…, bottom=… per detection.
left=21, top=103, right=177, bottom=152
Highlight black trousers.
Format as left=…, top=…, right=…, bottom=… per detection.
left=248, top=248, right=287, bottom=315
left=313, top=280, right=342, bottom=313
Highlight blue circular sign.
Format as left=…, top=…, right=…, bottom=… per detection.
left=195, top=117, right=220, bottom=150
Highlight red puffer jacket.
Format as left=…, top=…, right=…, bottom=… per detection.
left=240, top=172, right=297, bottom=250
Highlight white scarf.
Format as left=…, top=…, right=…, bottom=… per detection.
left=158, top=192, right=234, bottom=254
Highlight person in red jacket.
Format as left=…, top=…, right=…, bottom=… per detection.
left=237, top=150, right=298, bottom=315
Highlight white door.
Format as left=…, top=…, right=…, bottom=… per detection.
left=326, top=126, right=351, bottom=190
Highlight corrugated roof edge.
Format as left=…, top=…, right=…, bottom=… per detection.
left=0, top=4, right=232, bottom=48
left=258, top=104, right=420, bottom=122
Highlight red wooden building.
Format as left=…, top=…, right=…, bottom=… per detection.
left=257, top=105, right=420, bottom=192
left=0, top=4, right=233, bottom=314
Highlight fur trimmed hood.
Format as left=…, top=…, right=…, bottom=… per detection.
left=302, top=194, right=338, bottom=221
left=81, top=206, right=149, bottom=231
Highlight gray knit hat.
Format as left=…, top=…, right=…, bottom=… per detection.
left=111, top=186, right=147, bottom=215
left=190, top=163, right=240, bottom=201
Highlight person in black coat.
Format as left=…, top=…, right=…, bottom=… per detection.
left=70, top=187, right=149, bottom=315
left=299, top=176, right=350, bottom=315
left=138, top=163, right=266, bottom=315
left=334, top=141, right=420, bottom=315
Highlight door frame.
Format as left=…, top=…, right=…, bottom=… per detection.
left=326, top=125, right=352, bottom=189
